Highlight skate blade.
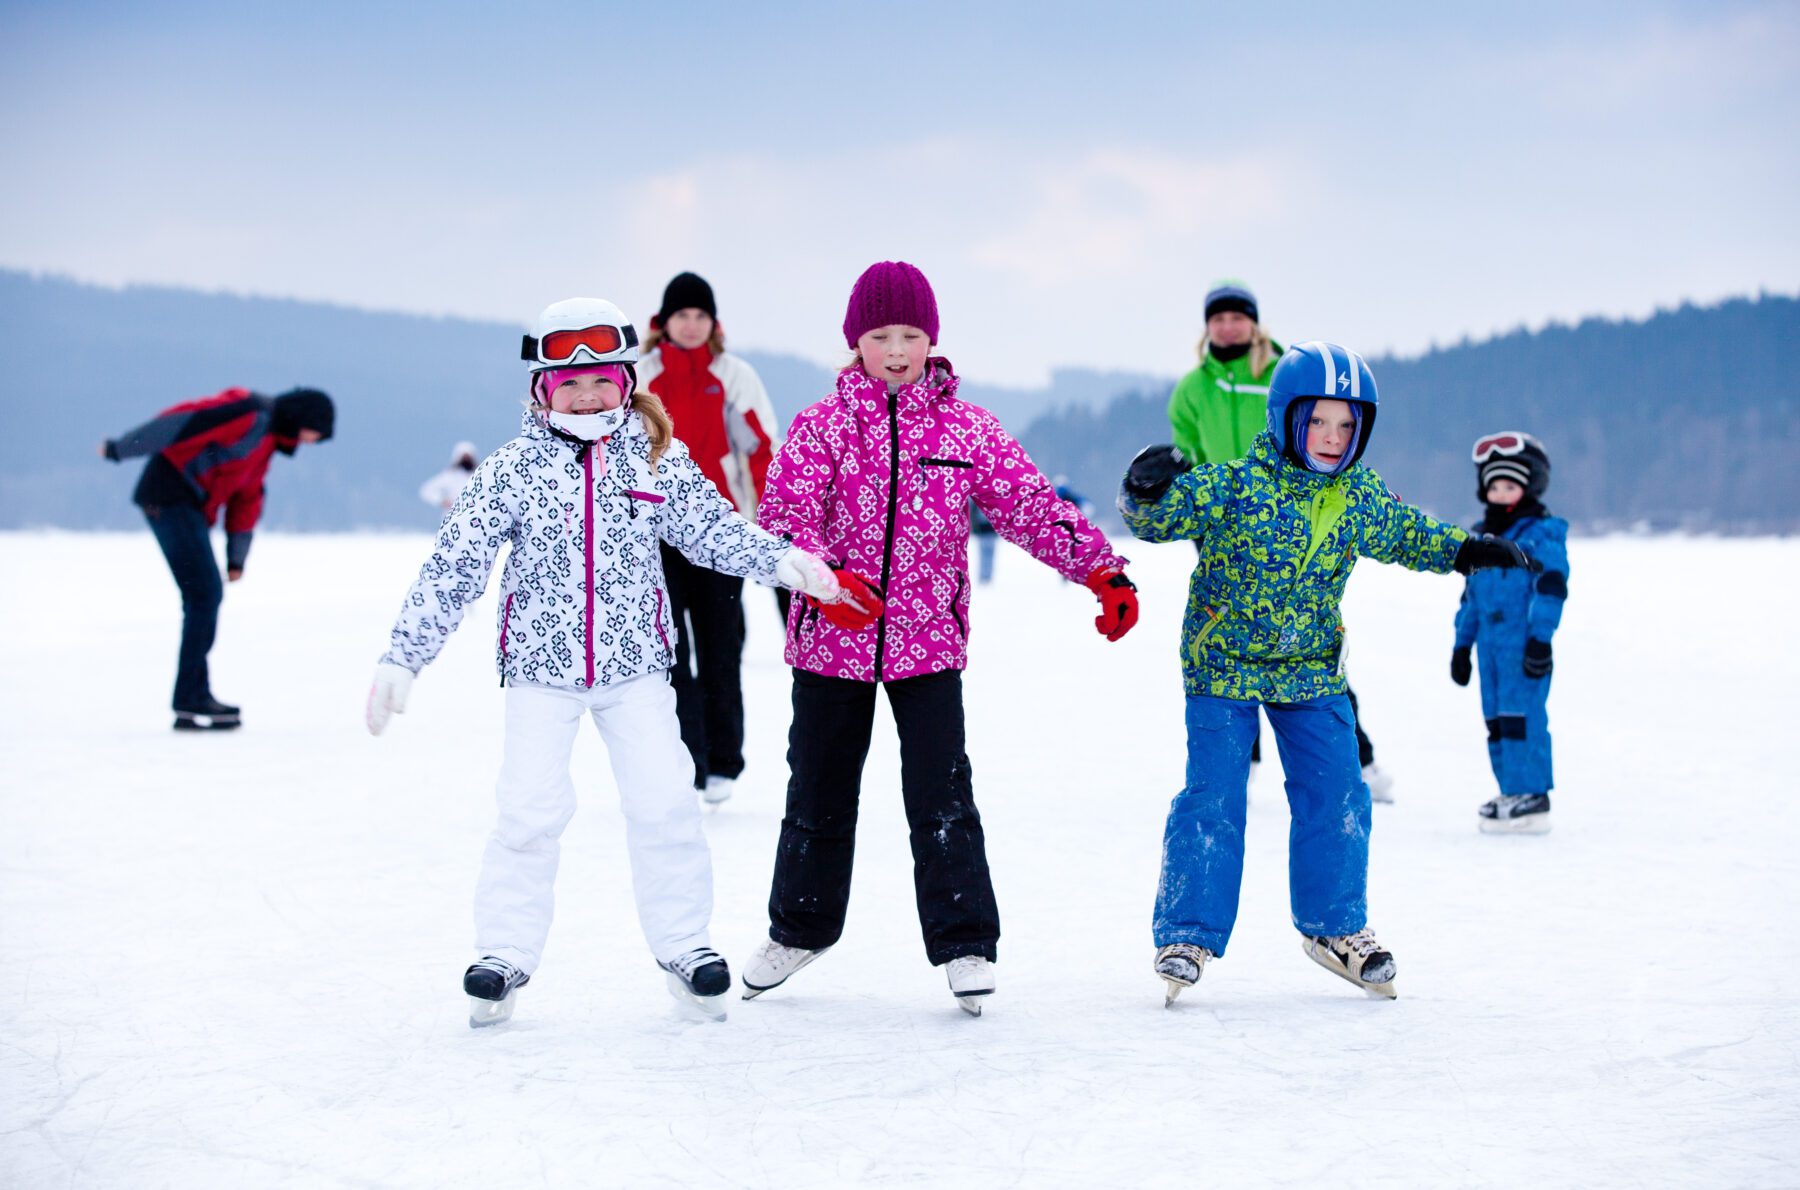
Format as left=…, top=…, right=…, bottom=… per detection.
left=665, top=973, right=728, bottom=1022
left=468, top=993, right=517, bottom=1028
left=1164, top=980, right=1185, bottom=1007
left=173, top=714, right=241, bottom=731
left=1479, top=815, right=1551, bottom=835
left=1303, top=941, right=1399, bottom=1000
left=956, top=995, right=986, bottom=1017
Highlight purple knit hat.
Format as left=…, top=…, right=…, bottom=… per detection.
left=842, top=261, right=939, bottom=347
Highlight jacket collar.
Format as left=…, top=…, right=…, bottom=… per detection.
left=835, top=357, right=959, bottom=425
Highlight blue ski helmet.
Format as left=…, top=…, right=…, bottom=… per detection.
left=1266, top=341, right=1380, bottom=468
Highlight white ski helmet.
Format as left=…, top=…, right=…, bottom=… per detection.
left=521, top=298, right=640, bottom=371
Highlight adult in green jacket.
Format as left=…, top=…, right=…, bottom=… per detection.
left=1167, top=281, right=1281, bottom=466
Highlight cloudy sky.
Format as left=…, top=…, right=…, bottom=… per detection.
left=3, top=0, right=1795, bottom=383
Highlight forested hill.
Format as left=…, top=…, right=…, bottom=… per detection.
left=2, top=269, right=1792, bottom=531
left=1018, top=294, right=1800, bottom=533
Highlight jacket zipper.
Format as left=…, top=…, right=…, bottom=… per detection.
left=583, top=444, right=597, bottom=688
left=950, top=570, right=967, bottom=640
left=499, top=591, right=515, bottom=687
left=873, top=391, right=901, bottom=679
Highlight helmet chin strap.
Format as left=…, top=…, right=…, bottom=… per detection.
left=547, top=405, right=627, bottom=441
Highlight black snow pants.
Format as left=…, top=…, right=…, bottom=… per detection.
left=767, top=667, right=999, bottom=965
left=661, top=543, right=747, bottom=787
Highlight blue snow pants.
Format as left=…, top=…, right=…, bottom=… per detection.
left=1477, top=647, right=1554, bottom=794
left=1153, top=693, right=1369, bottom=957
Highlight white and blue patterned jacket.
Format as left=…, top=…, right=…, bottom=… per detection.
left=383, top=408, right=789, bottom=689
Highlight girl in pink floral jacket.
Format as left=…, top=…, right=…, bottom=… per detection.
left=741, top=261, right=1140, bottom=1014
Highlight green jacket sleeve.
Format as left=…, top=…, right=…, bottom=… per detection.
left=1166, top=371, right=1204, bottom=464
left=1353, top=471, right=1468, bottom=572
left=1119, top=463, right=1225, bottom=545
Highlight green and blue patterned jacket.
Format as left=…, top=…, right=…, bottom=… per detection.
left=1120, top=433, right=1469, bottom=702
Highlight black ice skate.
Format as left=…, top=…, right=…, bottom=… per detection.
left=660, top=947, right=731, bottom=1021
left=463, top=955, right=529, bottom=1028
left=1155, top=943, right=1213, bottom=1006
left=1303, top=929, right=1398, bottom=999
left=173, top=697, right=241, bottom=731
left=1479, top=792, right=1551, bottom=834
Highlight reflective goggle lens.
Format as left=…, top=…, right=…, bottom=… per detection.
left=1472, top=432, right=1529, bottom=462
left=541, top=324, right=624, bottom=362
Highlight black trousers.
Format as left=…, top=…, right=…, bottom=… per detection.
left=768, top=668, right=1000, bottom=965
left=661, top=544, right=747, bottom=787
left=144, top=503, right=222, bottom=710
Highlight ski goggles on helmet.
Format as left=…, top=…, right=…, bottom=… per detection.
left=1470, top=431, right=1540, bottom=463
left=521, top=323, right=639, bottom=367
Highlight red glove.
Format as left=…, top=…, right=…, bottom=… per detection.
left=810, top=569, right=884, bottom=631
left=1084, top=566, right=1138, bottom=642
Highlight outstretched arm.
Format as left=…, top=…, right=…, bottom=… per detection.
left=381, top=460, right=516, bottom=675
left=1355, top=476, right=1468, bottom=572
left=103, top=410, right=194, bottom=460
left=974, top=422, right=1124, bottom=581
left=757, top=416, right=833, bottom=558
left=1118, top=445, right=1222, bottom=545
left=656, top=437, right=789, bottom=584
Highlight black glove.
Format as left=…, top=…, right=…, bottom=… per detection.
left=1523, top=638, right=1553, bottom=678
left=1123, top=444, right=1192, bottom=503
left=1450, top=646, right=1472, bottom=686
left=1453, top=534, right=1541, bottom=575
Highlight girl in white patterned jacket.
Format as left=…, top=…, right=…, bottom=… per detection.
left=365, top=298, right=841, bottom=1027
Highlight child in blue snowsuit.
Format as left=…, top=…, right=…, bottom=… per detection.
left=1120, top=342, right=1538, bottom=1002
left=1451, top=432, right=1569, bottom=834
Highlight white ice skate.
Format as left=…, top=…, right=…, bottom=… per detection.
left=1154, top=943, right=1212, bottom=1006
left=463, top=955, right=529, bottom=1028
left=659, top=947, right=732, bottom=1022
left=1479, top=792, right=1551, bottom=834
left=1302, top=929, right=1397, bottom=999
left=741, top=940, right=829, bottom=999
left=702, top=775, right=735, bottom=807
left=1363, top=763, right=1396, bottom=805
left=945, top=956, right=995, bottom=1016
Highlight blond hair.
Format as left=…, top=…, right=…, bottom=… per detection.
left=526, top=375, right=674, bottom=469
left=1197, top=323, right=1277, bottom=377
left=641, top=322, right=726, bottom=355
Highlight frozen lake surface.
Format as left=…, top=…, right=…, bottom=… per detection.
left=4, top=531, right=1796, bottom=1187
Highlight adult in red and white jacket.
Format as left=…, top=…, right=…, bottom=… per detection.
left=637, top=271, right=782, bottom=803
left=102, top=387, right=335, bottom=723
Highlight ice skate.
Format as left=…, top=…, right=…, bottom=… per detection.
left=1479, top=792, right=1551, bottom=834
left=463, top=955, right=529, bottom=1028
left=740, top=940, right=829, bottom=999
left=173, top=697, right=241, bottom=731
left=1363, top=762, right=1395, bottom=804
left=1302, top=929, right=1397, bottom=999
left=1154, top=943, right=1212, bottom=1006
left=702, top=775, right=735, bottom=807
left=945, top=956, right=995, bottom=1016
left=660, top=947, right=731, bottom=1021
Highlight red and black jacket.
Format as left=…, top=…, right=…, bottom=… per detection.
left=106, top=388, right=291, bottom=570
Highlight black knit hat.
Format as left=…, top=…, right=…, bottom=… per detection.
left=655, top=272, right=717, bottom=325
left=1203, top=281, right=1258, bottom=324
left=272, top=388, right=335, bottom=441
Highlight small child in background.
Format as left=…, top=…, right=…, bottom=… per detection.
left=1451, top=432, right=1569, bottom=834
left=418, top=441, right=478, bottom=513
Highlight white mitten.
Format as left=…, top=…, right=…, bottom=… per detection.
left=774, top=548, right=841, bottom=602
left=366, top=662, right=415, bottom=736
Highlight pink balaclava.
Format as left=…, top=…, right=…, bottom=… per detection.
left=535, top=363, right=634, bottom=407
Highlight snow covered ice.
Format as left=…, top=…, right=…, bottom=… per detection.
left=4, top=530, right=1797, bottom=1187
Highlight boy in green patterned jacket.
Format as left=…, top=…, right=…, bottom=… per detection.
left=1120, top=341, right=1535, bottom=1004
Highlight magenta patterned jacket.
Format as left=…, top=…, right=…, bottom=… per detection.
left=759, top=360, right=1127, bottom=682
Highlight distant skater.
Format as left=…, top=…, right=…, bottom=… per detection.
left=102, top=386, right=335, bottom=730
left=419, top=441, right=479, bottom=513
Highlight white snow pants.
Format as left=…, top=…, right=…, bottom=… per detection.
left=473, top=672, right=712, bottom=974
